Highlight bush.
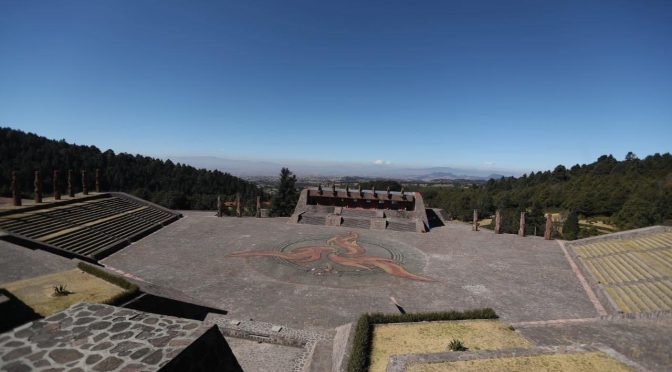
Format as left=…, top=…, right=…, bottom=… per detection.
left=448, top=338, right=467, bottom=351
left=346, top=308, right=497, bottom=372
left=77, top=262, right=140, bottom=305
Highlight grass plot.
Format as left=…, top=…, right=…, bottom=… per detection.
left=1, top=268, right=126, bottom=316
left=370, top=319, right=530, bottom=372
left=407, top=351, right=632, bottom=372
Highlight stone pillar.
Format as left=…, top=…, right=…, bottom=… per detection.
left=494, top=209, right=501, bottom=234
left=518, top=212, right=526, bottom=237
left=34, top=171, right=42, bottom=203
left=95, top=169, right=101, bottom=193
left=358, top=185, right=363, bottom=197
left=331, top=184, right=336, bottom=196
left=217, top=195, right=222, bottom=217
left=386, top=186, right=391, bottom=199
left=11, top=171, right=21, bottom=206
left=544, top=213, right=553, bottom=240
left=472, top=209, right=479, bottom=231
left=236, top=194, right=241, bottom=217
left=318, top=184, right=323, bottom=195
left=81, top=170, right=88, bottom=195
left=256, top=196, right=261, bottom=217
left=67, top=170, right=75, bottom=197
left=53, top=170, right=61, bottom=200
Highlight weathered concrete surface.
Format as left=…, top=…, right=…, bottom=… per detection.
left=519, top=319, right=672, bottom=372
left=0, top=240, right=75, bottom=284
left=102, top=212, right=598, bottom=330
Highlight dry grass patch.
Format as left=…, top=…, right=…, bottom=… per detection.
left=370, top=320, right=530, bottom=372
left=407, top=351, right=631, bottom=372
left=1, top=268, right=126, bottom=316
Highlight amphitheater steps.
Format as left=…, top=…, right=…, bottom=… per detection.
left=0, top=193, right=181, bottom=261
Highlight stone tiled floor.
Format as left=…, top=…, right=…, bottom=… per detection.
left=103, top=212, right=598, bottom=330
left=0, top=303, right=204, bottom=371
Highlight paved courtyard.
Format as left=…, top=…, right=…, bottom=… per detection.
left=102, top=212, right=598, bottom=330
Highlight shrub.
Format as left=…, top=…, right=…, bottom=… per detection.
left=448, top=338, right=467, bottom=351
left=346, top=308, right=497, bottom=372
left=52, top=284, right=71, bottom=296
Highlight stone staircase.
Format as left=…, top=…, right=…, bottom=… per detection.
left=298, top=214, right=327, bottom=226
left=340, top=209, right=377, bottom=218
left=341, top=217, right=371, bottom=230
left=387, top=220, right=417, bottom=232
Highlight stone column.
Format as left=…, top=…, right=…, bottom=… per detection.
left=494, top=209, right=501, bottom=234
left=518, top=212, right=526, bottom=237
left=472, top=209, right=479, bottom=231
left=235, top=194, right=241, bottom=217
left=11, top=171, right=21, bottom=206
left=81, top=170, right=88, bottom=195
left=53, top=170, right=61, bottom=200
left=216, top=195, right=222, bottom=217
left=544, top=213, right=553, bottom=240
left=95, top=169, right=101, bottom=193
left=67, top=170, right=75, bottom=197
left=256, top=196, right=261, bottom=218
left=34, top=171, right=42, bottom=203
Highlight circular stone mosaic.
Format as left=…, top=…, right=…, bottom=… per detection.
left=226, top=231, right=432, bottom=288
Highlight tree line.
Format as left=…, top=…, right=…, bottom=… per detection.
left=420, top=152, right=672, bottom=236
left=0, top=127, right=263, bottom=210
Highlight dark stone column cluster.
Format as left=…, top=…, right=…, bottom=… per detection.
left=7, top=169, right=104, bottom=205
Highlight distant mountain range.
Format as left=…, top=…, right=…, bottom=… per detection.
left=169, top=156, right=514, bottom=181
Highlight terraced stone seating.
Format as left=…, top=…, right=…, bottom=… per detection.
left=0, top=193, right=181, bottom=261
left=572, top=229, right=672, bottom=314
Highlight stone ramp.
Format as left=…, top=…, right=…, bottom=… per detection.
left=0, top=193, right=181, bottom=261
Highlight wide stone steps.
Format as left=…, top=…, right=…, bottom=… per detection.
left=341, top=217, right=371, bottom=229
left=387, top=221, right=416, bottom=232
left=0, top=193, right=180, bottom=261
left=340, top=209, right=377, bottom=218
left=299, top=214, right=326, bottom=226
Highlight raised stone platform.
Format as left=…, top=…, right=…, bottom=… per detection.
left=0, top=302, right=240, bottom=371
left=290, top=187, right=430, bottom=233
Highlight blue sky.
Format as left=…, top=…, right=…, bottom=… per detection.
left=1, top=0, right=670, bottom=173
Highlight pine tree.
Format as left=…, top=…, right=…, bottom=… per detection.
left=270, top=168, right=298, bottom=217
left=563, top=211, right=580, bottom=240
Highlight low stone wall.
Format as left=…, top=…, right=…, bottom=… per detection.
left=386, top=344, right=645, bottom=372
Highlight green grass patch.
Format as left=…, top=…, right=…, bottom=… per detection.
left=347, top=308, right=497, bottom=372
